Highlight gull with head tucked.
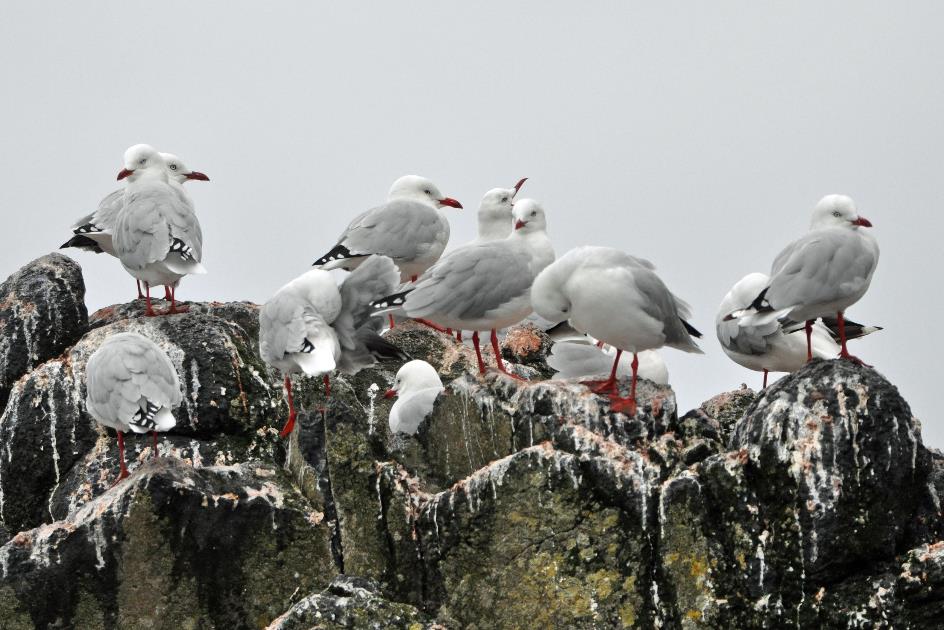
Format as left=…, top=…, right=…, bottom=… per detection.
left=385, top=360, right=445, bottom=435
left=532, top=246, right=703, bottom=415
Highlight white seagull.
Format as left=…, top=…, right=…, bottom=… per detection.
left=473, top=178, right=528, bottom=244
left=112, top=145, right=206, bottom=316
left=61, top=152, right=209, bottom=298
left=725, top=195, right=879, bottom=364
left=372, top=199, right=555, bottom=379
left=85, top=332, right=182, bottom=481
left=532, top=246, right=703, bottom=414
left=384, top=360, right=445, bottom=435
left=717, top=272, right=881, bottom=387
left=312, top=175, right=462, bottom=282
left=260, top=255, right=409, bottom=437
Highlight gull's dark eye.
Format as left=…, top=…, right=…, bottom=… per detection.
left=501, top=196, right=508, bottom=202
left=139, top=158, right=147, bottom=165
left=832, top=211, right=841, bottom=217
left=424, top=189, right=431, bottom=195
left=169, top=164, right=178, bottom=171
left=530, top=211, right=537, bottom=216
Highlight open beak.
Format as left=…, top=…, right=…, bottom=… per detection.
left=512, top=177, right=528, bottom=197
left=852, top=216, right=873, bottom=228
left=117, top=168, right=133, bottom=181
left=185, top=171, right=210, bottom=181
left=438, top=197, right=463, bottom=209
left=514, top=219, right=526, bottom=230
left=384, top=389, right=397, bottom=399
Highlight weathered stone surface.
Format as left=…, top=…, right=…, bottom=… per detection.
left=0, top=359, right=97, bottom=537
left=731, top=359, right=930, bottom=583
left=267, top=575, right=434, bottom=630
left=0, top=458, right=336, bottom=629
left=0, top=254, right=87, bottom=410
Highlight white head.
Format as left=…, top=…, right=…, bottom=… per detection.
left=388, top=175, right=463, bottom=210
left=810, top=194, right=872, bottom=230
left=384, top=360, right=444, bottom=398
left=512, top=198, right=548, bottom=234
left=117, top=144, right=167, bottom=182
left=159, top=152, right=210, bottom=185
left=477, top=177, right=527, bottom=241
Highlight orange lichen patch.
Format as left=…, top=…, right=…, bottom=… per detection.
left=502, top=325, right=544, bottom=357
left=89, top=305, right=117, bottom=323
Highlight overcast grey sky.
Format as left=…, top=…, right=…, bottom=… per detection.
left=1, top=2, right=941, bottom=446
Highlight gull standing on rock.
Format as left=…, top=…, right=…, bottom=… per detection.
left=372, top=199, right=555, bottom=379
left=717, top=272, right=881, bottom=387
left=61, top=152, right=209, bottom=298
left=312, top=175, right=462, bottom=282
left=112, top=145, right=206, bottom=316
left=532, top=246, right=703, bottom=414
left=260, top=255, right=409, bottom=438
left=385, top=360, right=445, bottom=435
left=85, top=332, right=182, bottom=482
left=724, top=195, right=879, bottom=364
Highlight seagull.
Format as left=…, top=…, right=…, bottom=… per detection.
left=371, top=199, right=555, bottom=379
left=84, top=332, right=182, bottom=482
left=717, top=271, right=882, bottom=387
left=312, top=175, right=462, bottom=282
left=724, top=195, right=879, bottom=364
left=473, top=178, right=528, bottom=244
left=61, top=151, right=209, bottom=298
left=260, top=255, right=409, bottom=438
left=384, top=360, right=445, bottom=435
left=531, top=246, right=703, bottom=414
left=112, top=144, right=206, bottom=316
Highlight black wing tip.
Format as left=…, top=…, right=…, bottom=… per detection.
left=748, top=287, right=773, bottom=313
left=313, top=244, right=361, bottom=266
left=681, top=319, right=703, bottom=338
left=364, top=333, right=412, bottom=362
left=60, top=235, right=103, bottom=253
left=371, top=289, right=412, bottom=310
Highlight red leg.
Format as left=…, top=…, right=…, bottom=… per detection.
left=456, top=330, right=463, bottom=342
left=446, top=328, right=453, bottom=335
left=116, top=432, right=130, bottom=481
left=388, top=314, right=396, bottom=329
left=805, top=319, right=814, bottom=362
left=596, top=340, right=605, bottom=349
left=491, top=329, right=526, bottom=380
left=610, top=353, right=638, bottom=416
left=762, top=369, right=769, bottom=389
left=136, top=280, right=144, bottom=300
left=836, top=311, right=870, bottom=365
left=323, top=374, right=331, bottom=397
left=471, top=331, right=487, bottom=375
left=582, top=349, right=622, bottom=395
left=414, top=318, right=449, bottom=333
left=410, top=275, right=418, bottom=283
left=279, top=376, right=297, bottom=438
left=164, top=285, right=189, bottom=315
left=163, top=285, right=172, bottom=300
left=143, top=283, right=157, bottom=317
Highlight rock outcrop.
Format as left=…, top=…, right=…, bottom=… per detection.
left=0, top=256, right=940, bottom=629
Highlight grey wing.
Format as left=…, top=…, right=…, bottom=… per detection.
left=405, top=243, right=533, bottom=320
left=716, top=316, right=774, bottom=356
left=341, top=200, right=443, bottom=261
left=72, top=189, right=124, bottom=232
left=113, top=192, right=172, bottom=269
left=161, top=191, right=203, bottom=262
left=633, top=268, right=703, bottom=352
left=335, top=255, right=401, bottom=349
left=86, top=334, right=181, bottom=426
left=767, top=231, right=877, bottom=309
left=259, top=291, right=309, bottom=365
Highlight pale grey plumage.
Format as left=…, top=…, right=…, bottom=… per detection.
left=85, top=332, right=182, bottom=434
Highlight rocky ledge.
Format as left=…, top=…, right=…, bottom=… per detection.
left=0, top=255, right=940, bottom=629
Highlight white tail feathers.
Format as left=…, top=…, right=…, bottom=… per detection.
left=164, top=257, right=207, bottom=275
left=734, top=305, right=795, bottom=328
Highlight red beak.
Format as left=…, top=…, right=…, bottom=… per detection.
left=117, top=168, right=133, bottom=181
left=512, top=177, right=528, bottom=196
left=438, top=197, right=463, bottom=209
left=852, top=217, right=873, bottom=228
left=384, top=389, right=397, bottom=399
left=185, top=171, right=210, bottom=181
left=514, top=219, right=526, bottom=230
